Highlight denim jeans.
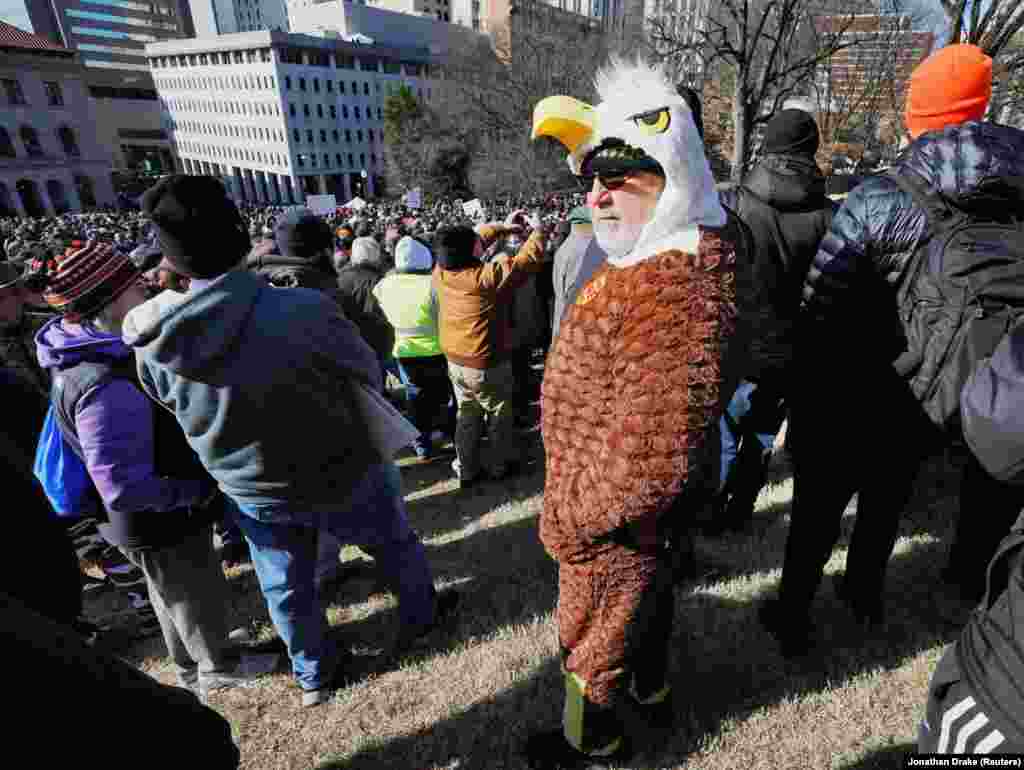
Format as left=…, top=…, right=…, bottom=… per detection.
left=718, top=379, right=786, bottom=520
left=230, top=462, right=435, bottom=691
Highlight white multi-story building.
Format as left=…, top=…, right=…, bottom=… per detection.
left=0, top=21, right=117, bottom=216
left=146, top=29, right=443, bottom=203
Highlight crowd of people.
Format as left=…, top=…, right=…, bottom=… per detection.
left=3, top=43, right=1024, bottom=767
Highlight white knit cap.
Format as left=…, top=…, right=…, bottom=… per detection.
left=350, top=236, right=382, bottom=267
left=394, top=236, right=432, bottom=272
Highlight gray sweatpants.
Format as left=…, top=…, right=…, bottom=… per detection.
left=121, top=524, right=234, bottom=678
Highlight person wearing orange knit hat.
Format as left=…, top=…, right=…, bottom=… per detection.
left=904, top=43, right=993, bottom=138
left=759, top=41, right=1024, bottom=660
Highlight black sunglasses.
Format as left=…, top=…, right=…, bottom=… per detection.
left=575, top=172, right=633, bottom=191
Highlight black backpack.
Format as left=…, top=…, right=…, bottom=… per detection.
left=889, top=169, right=1024, bottom=430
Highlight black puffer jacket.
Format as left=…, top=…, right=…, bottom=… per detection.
left=802, top=122, right=1024, bottom=364
left=720, top=154, right=836, bottom=383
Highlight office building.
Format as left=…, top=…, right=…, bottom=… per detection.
left=146, top=29, right=442, bottom=202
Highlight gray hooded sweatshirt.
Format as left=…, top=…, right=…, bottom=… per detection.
left=123, top=269, right=383, bottom=509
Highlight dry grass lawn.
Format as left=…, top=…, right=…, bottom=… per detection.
left=89, top=429, right=971, bottom=770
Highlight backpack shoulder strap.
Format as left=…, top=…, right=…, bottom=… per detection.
left=979, top=509, right=1024, bottom=611
left=885, top=169, right=956, bottom=228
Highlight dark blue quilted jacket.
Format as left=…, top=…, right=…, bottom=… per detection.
left=801, top=121, right=1024, bottom=360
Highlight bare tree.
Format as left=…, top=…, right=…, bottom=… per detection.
left=810, top=7, right=935, bottom=162
left=437, top=20, right=620, bottom=197
left=938, top=1, right=1024, bottom=126
left=940, top=0, right=1024, bottom=66
left=647, top=0, right=881, bottom=181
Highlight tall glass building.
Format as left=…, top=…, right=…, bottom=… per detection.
left=27, top=0, right=194, bottom=72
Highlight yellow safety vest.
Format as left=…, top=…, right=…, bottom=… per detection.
left=372, top=273, right=442, bottom=358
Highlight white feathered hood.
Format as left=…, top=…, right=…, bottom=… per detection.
left=532, top=58, right=725, bottom=266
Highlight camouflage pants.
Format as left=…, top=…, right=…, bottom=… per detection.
left=447, top=360, right=518, bottom=480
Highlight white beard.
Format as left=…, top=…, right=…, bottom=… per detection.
left=593, top=219, right=645, bottom=261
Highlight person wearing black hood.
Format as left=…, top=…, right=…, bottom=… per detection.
left=711, top=109, right=836, bottom=536
left=251, top=208, right=337, bottom=292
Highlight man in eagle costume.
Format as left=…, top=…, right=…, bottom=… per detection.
left=527, top=60, right=740, bottom=767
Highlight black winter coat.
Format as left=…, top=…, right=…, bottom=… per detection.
left=719, top=154, right=836, bottom=384
left=335, top=263, right=395, bottom=361
left=802, top=122, right=1024, bottom=365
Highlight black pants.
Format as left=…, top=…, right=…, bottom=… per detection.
left=400, top=355, right=456, bottom=439
left=778, top=370, right=933, bottom=619
left=946, top=450, right=1024, bottom=600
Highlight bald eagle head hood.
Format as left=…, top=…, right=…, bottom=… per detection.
left=533, top=58, right=725, bottom=266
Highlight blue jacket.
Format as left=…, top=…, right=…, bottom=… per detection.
left=801, top=122, right=1024, bottom=362
left=123, top=270, right=384, bottom=509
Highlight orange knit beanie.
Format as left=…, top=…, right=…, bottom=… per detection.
left=905, top=44, right=992, bottom=138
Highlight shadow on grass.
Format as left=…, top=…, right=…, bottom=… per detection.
left=837, top=742, right=916, bottom=770
left=316, top=532, right=957, bottom=770
left=328, top=514, right=558, bottom=677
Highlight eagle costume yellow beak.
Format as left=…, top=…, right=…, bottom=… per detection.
left=531, top=95, right=597, bottom=154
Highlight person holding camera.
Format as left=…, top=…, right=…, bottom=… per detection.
left=431, top=210, right=550, bottom=488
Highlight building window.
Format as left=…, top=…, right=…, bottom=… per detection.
left=354, top=106, right=360, bottom=120
left=368, top=129, right=374, bottom=143
left=336, top=152, right=342, bottom=166
left=351, top=80, right=357, bottom=94
left=332, top=129, right=339, bottom=142
left=293, top=128, right=300, bottom=141
left=313, top=78, right=320, bottom=93
left=323, top=153, right=329, bottom=167
left=44, top=81, right=64, bottom=106
left=306, top=129, right=313, bottom=142
left=359, top=152, right=365, bottom=166
left=326, top=81, right=333, bottom=93
left=285, top=76, right=292, bottom=90
left=339, top=81, right=345, bottom=94
left=20, top=125, right=43, bottom=157
left=348, top=152, right=354, bottom=166
left=317, top=104, right=323, bottom=118
left=297, top=155, right=304, bottom=167
left=299, top=77, right=306, bottom=91
left=345, top=129, right=351, bottom=143
left=342, top=105, right=348, bottom=119
left=377, top=107, right=382, bottom=120
left=356, top=129, right=363, bottom=142
left=363, top=82, right=369, bottom=96
left=289, top=103, right=296, bottom=117
left=329, top=105, right=336, bottom=119
left=2, top=79, right=27, bottom=106
left=310, top=154, right=317, bottom=167
left=370, top=152, right=376, bottom=165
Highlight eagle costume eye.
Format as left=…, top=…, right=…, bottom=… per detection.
left=632, top=108, right=671, bottom=135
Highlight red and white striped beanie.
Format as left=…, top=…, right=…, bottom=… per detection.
left=39, top=240, right=141, bottom=322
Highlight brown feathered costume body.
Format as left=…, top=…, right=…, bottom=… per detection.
left=531, top=60, right=738, bottom=761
